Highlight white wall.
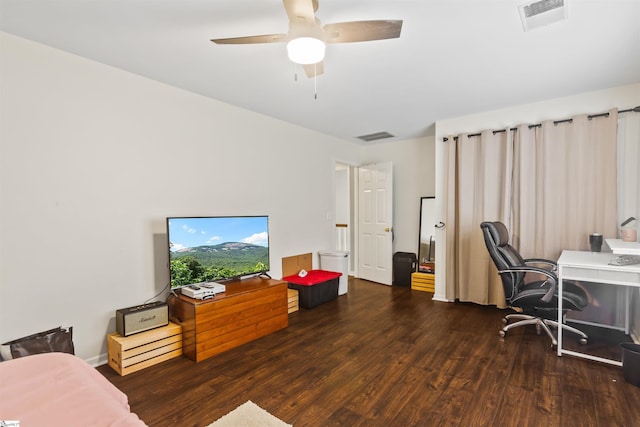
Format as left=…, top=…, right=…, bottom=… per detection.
left=0, top=32, right=434, bottom=363
left=0, top=32, right=370, bottom=363
left=433, top=83, right=640, bottom=339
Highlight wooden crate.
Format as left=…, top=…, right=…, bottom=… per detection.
left=288, top=288, right=299, bottom=313
left=412, top=272, right=435, bottom=293
left=108, top=322, right=182, bottom=376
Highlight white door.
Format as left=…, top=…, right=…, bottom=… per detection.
left=358, top=162, right=393, bottom=285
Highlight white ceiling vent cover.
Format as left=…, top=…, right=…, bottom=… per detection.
left=519, top=0, right=568, bottom=32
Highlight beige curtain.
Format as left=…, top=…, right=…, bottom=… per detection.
left=445, top=109, right=619, bottom=305
left=444, top=130, right=512, bottom=306
left=513, top=110, right=619, bottom=259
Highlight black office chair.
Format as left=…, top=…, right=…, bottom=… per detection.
left=480, top=221, right=588, bottom=346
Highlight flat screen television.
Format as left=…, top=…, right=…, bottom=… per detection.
left=167, top=216, right=270, bottom=289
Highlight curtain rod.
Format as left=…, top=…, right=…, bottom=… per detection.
left=443, top=105, right=640, bottom=142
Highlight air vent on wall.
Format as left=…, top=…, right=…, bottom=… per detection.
left=357, top=131, right=395, bottom=142
left=518, top=0, right=568, bottom=32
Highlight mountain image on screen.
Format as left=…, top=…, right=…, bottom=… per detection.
left=167, top=215, right=270, bottom=288
left=170, top=242, right=268, bottom=287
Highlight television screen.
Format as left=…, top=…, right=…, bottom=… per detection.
left=167, top=216, right=270, bottom=288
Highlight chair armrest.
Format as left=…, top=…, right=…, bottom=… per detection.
left=498, top=266, right=558, bottom=303
left=524, top=258, right=557, bottom=270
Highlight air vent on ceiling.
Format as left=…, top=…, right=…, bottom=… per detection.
left=357, top=131, right=395, bottom=142
left=518, top=0, right=567, bottom=32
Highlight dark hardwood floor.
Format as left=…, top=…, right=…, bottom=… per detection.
left=97, top=279, right=640, bottom=427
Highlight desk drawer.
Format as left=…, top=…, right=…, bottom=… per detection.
left=562, top=266, right=640, bottom=287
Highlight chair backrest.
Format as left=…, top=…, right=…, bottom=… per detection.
left=480, top=221, right=526, bottom=303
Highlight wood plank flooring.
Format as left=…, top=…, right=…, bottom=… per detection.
left=97, top=279, right=640, bottom=427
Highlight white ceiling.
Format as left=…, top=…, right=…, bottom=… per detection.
left=1, top=0, right=639, bottom=143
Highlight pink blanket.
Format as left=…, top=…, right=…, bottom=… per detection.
left=0, top=352, right=146, bottom=426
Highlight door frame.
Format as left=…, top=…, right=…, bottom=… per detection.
left=333, top=160, right=359, bottom=277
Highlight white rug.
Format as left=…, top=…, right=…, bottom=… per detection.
left=207, top=400, right=292, bottom=427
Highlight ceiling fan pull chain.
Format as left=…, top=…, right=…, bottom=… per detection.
left=314, top=64, right=318, bottom=100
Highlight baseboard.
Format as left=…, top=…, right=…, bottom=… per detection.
left=85, top=352, right=108, bottom=368
left=432, top=294, right=452, bottom=303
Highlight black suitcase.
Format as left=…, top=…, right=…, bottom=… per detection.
left=393, top=252, right=417, bottom=286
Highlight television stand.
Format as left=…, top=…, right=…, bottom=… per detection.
left=167, top=276, right=288, bottom=362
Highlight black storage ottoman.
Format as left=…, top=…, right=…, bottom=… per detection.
left=283, top=270, right=341, bottom=309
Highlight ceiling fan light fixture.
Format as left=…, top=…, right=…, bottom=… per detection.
left=287, top=37, right=325, bottom=65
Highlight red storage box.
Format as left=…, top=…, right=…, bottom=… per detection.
left=283, top=270, right=341, bottom=309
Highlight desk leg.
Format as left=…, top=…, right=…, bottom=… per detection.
left=625, top=287, right=631, bottom=335
left=557, top=265, right=564, bottom=357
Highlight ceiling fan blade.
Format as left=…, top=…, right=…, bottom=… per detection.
left=303, top=61, right=324, bottom=78
left=211, top=34, right=288, bottom=45
left=323, top=20, right=403, bottom=43
left=283, top=0, right=317, bottom=25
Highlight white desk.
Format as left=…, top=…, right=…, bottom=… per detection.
left=557, top=250, right=640, bottom=366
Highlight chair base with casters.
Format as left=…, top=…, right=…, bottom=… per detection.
left=500, top=312, right=588, bottom=347
left=480, top=221, right=589, bottom=349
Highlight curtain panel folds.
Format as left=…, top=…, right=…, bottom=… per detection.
left=445, top=109, right=619, bottom=306
left=445, top=130, right=511, bottom=306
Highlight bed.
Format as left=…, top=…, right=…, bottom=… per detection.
left=0, top=352, right=146, bottom=426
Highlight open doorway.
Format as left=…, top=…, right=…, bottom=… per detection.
left=334, top=162, right=356, bottom=275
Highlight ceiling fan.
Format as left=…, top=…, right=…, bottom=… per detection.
left=211, top=0, right=403, bottom=78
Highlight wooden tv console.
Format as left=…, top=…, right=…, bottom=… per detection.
left=167, top=277, right=288, bottom=362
